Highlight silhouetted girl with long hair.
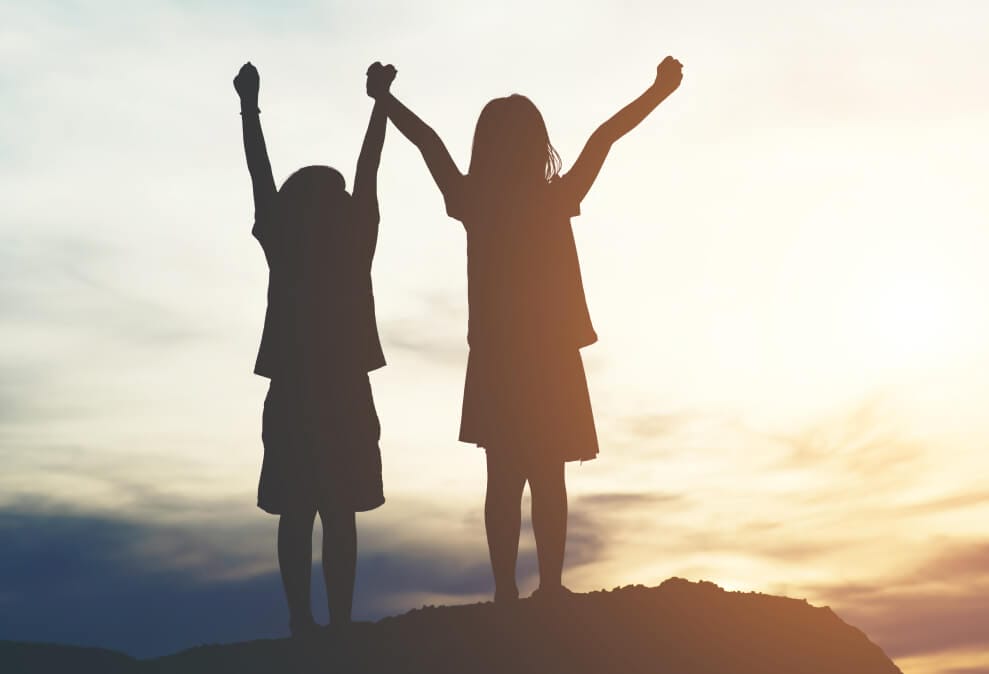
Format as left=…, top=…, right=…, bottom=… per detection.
left=370, top=57, right=683, bottom=601
left=235, top=61, right=395, bottom=634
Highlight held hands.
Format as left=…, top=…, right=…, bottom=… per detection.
left=366, top=61, right=397, bottom=100
left=654, top=56, right=683, bottom=94
left=234, top=62, right=260, bottom=106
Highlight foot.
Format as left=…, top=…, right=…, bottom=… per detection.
left=325, top=617, right=354, bottom=635
left=326, top=619, right=373, bottom=638
left=529, top=584, right=575, bottom=601
left=289, top=615, right=321, bottom=639
left=493, top=586, right=520, bottom=605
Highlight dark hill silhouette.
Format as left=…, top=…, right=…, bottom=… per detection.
left=2, top=578, right=902, bottom=673
left=0, top=641, right=135, bottom=673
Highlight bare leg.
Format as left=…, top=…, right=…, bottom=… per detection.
left=529, top=459, right=568, bottom=591
left=321, top=509, right=357, bottom=625
left=485, top=449, right=526, bottom=602
left=278, top=508, right=318, bottom=634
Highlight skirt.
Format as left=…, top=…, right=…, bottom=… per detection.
left=459, top=346, right=599, bottom=465
left=258, top=374, right=384, bottom=514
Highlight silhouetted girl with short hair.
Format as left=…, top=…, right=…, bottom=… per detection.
left=235, top=61, right=395, bottom=635
left=370, top=57, right=683, bottom=601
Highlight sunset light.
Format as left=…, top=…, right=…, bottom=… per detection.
left=2, top=2, right=988, bottom=673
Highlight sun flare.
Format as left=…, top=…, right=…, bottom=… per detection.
left=851, top=263, right=962, bottom=370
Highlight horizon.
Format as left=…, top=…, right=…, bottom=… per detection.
left=2, top=2, right=988, bottom=673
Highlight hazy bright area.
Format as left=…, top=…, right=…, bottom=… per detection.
left=1, top=1, right=987, bottom=670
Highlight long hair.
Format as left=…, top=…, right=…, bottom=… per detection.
left=467, top=95, right=561, bottom=194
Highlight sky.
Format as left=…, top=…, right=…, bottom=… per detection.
left=1, top=0, right=988, bottom=671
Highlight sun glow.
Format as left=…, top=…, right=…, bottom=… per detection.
left=846, top=253, right=969, bottom=371
left=771, top=208, right=987, bottom=388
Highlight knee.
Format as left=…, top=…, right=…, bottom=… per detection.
left=528, top=461, right=566, bottom=497
left=486, top=448, right=525, bottom=492
left=319, top=509, right=356, bottom=534
left=279, top=508, right=317, bottom=531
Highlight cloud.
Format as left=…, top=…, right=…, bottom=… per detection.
left=0, top=503, right=463, bottom=656
left=899, top=490, right=989, bottom=515
left=835, top=589, right=989, bottom=660
left=377, top=292, right=468, bottom=367
left=379, top=320, right=466, bottom=368
left=770, top=399, right=925, bottom=478
left=0, top=489, right=618, bottom=658
left=4, top=2, right=989, bottom=670
left=601, top=410, right=730, bottom=463
left=912, top=543, right=989, bottom=584
left=576, top=491, right=683, bottom=510
left=0, top=364, right=74, bottom=425
left=0, top=234, right=204, bottom=351
left=813, top=540, right=989, bottom=660
left=617, top=411, right=699, bottom=442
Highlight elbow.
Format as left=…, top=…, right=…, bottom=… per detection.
left=589, top=127, right=616, bottom=152
left=416, top=127, right=443, bottom=154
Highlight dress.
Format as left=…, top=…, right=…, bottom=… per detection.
left=252, top=191, right=385, bottom=514
left=446, top=177, right=599, bottom=465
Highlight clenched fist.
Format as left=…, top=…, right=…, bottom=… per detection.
left=654, top=56, right=683, bottom=94
left=234, top=62, right=260, bottom=102
left=366, top=61, right=397, bottom=100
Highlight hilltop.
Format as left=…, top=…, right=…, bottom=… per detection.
left=3, top=578, right=902, bottom=673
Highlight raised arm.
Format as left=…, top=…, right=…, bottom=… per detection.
left=353, top=63, right=395, bottom=259
left=559, top=56, right=683, bottom=203
left=369, top=67, right=463, bottom=201
left=234, top=62, right=277, bottom=220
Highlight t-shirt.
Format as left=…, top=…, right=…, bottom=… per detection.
left=252, top=201, right=386, bottom=380
left=444, top=178, right=597, bottom=352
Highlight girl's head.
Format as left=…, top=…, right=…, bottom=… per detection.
left=468, top=95, right=561, bottom=189
left=276, top=165, right=350, bottom=234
